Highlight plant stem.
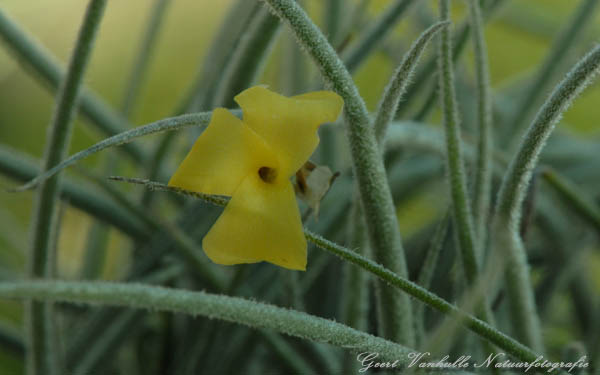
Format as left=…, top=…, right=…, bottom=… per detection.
left=467, top=0, right=493, bottom=255
left=0, top=281, right=413, bottom=365
left=26, top=1, right=107, bottom=374
left=414, top=211, right=450, bottom=347
left=142, top=1, right=258, bottom=205
left=304, top=232, right=540, bottom=365
left=437, top=6, right=499, bottom=361
left=108, top=177, right=228, bottom=207
left=10, top=112, right=218, bottom=192
left=493, top=44, right=600, bottom=353
left=341, top=202, right=370, bottom=374
left=374, top=21, right=448, bottom=144
left=89, top=175, right=227, bottom=289
left=113, top=178, right=543, bottom=365
left=341, top=203, right=369, bottom=332
left=249, top=0, right=417, bottom=345
left=437, top=0, right=479, bottom=282
left=395, top=0, right=506, bottom=119
left=71, top=266, right=181, bottom=374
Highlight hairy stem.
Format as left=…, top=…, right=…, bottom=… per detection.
left=374, top=21, right=448, bottom=144
left=341, top=201, right=370, bottom=374
left=414, top=211, right=450, bottom=347
left=437, top=0, right=479, bottom=282
left=263, top=0, right=415, bottom=345
left=493, top=44, right=600, bottom=352
left=0, top=281, right=413, bottom=365
left=113, top=178, right=543, bottom=364
left=467, top=0, right=494, bottom=256
left=26, top=1, right=107, bottom=374
left=84, top=175, right=226, bottom=290
left=9, top=111, right=222, bottom=192
left=395, top=0, right=506, bottom=119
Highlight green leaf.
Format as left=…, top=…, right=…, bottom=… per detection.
left=492, top=43, right=600, bottom=352
left=8, top=111, right=223, bottom=192
left=263, top=0, right=414, bottom=345
left=0, top=281, right=413, bottom=365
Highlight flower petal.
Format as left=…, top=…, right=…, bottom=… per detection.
left=234, top=86, right=343, bottom=176
left=202, top=173, right=307, bottom=271
left=168, top=108, right=278, bottom=196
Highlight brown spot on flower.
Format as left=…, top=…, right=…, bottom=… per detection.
left=258, top=166, right=277, bottom=183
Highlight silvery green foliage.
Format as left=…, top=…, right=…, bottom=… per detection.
left=467, top=0, right=493, bottom=253
left=374, top=21, right=449, bottom=144
left=437, top=0, right=479, bottom=284
left=414, top=211, right=449, bottom=346
left=394, top=0, right=507, bottom=119
left=27, top=2, right=107, bottom=374
left=12, top=112, right=219, bottom=192
left=496, top=44, right=600, bottom=223
left=491, top=43, right=600, bottom=352
left=344, top=19, right=447, bottom=356
left=437, top=2, right=495, bottom=355
left=1, top=1, right=600, bottom=373
left=96, top=178, right=542, bottom=364
left=0, top=281, right=413, bottom=364
left=340, top=201, right=369, bottom=374
left=262, top=0, right=415, bottom=346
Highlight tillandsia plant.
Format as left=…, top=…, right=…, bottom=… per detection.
left=0, top=0, right=600, bottom=374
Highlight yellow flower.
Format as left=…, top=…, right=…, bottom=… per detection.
left=168, top=86, right=343, bottom=270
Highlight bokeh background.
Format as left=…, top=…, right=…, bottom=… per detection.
left=0, top=0, right=600, bottom=373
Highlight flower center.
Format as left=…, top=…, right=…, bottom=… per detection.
left=258, top=167, right=277, bottom=183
